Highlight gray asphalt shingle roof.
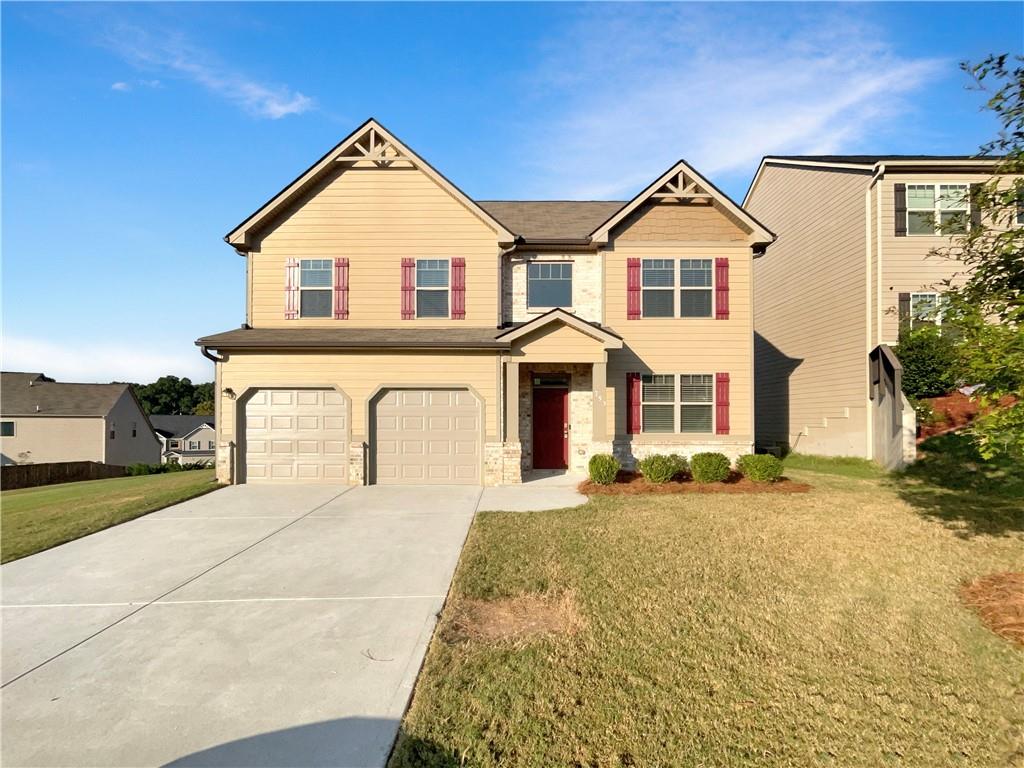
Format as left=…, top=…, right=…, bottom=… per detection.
left=150, top=415, right=215, bottom=439
left=1, top=372, right=129, bottom=417
left=477, top=201, right=626, bottom=241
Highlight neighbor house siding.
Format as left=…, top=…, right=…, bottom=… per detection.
left=746, top=163, right=871, bottom=455
left=0, top=417, right=104, bottom=465
left=602, top=202, right=754, bottom=443
left=249, top=167, right=501, bottom=327
left=103, top=391, right=161, bottom=466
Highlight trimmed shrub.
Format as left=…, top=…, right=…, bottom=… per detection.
left=668, top=453, right=689, bottom=475
left=894, top=327, right=960, bottom=399
left=637, top=454, right=681, bottom=484
left=737, top=454, right=783, bottom=483
left=588, top=454, right=621, bottom=485
left=690, top=452, right=731, bottom=483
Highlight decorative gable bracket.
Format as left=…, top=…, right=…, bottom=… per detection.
left=650, top=169, right=713, bottom=203
left=334, top=126, right=415, bottom=169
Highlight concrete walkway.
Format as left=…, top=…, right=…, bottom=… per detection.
left=478, top=470, right=589, bottom=512
left=1, top=484, right=480, bottom=767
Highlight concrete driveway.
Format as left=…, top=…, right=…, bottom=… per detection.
left=1, top=484, right=481, bottom=767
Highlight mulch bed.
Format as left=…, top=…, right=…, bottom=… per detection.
left=579, top=470, right=811, bottom=495
left=960, top=572, right=1024, bottom=648
left=918, top=392, right=1018, bottom=442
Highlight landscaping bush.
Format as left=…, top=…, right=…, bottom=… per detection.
left=126, top=462, right=209, bottom=476
left=588, top=454, right=621, bottom=485
left=637, top=454, right=682, bottom=484
left=690, top=452, right=731, bottom=483
left=894, top=327, right=961, bottom=399
left=737, top=454, right=784, bottom=483
left=668, top=453, right=689, bottom=475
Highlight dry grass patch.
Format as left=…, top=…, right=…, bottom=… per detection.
left=441, top=591, right=585, bottom=644
left=960, top=572, right=1024, bottom=647
left=579, top=470, right=810, bottom=495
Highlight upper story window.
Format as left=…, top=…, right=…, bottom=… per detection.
left=527, top=262, right=573, bottom=309
left=169, top=439, right=181, bottom=449
left=0, top=421, right=14, bottom=437
left=906, top=184, right=968, bottom=235
left=640, top=373, right=714, bottom=434
left=641, top=258, right=713, bottom=318
left=416, top=259, right=450, bottom=318
left=299, top=259, right=333, bottom=317
left=910, top=292, right=944, bottom=327
left=208, top=441, right=215, bottom=450
left=188, top=440, right=201, bottom=451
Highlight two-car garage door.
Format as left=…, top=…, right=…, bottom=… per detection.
left=243, top=387, right=480, bottom=485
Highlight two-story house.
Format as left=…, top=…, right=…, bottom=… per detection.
left=150, top=415, right=216, bottom=465
left=743, top=155, right=1002, bottom=461
left=196, top=119, right=773, bottom=485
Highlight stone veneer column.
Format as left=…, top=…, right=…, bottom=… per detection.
left=505, top=361, right=519, bottom=442
left=592, top=360, right=607, bottom=441
left=348, top=439, right=366, bottom=485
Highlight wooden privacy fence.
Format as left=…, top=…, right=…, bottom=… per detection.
left=1, top=461, right=127, bottom=491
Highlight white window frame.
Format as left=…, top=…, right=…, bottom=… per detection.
left=298, top=259, right=333, bottom=318
left=640, top=258, right=714, bottom=319
left=640, top=373, right=715, bottom=434
left=188, top=440, right=201, bottom=451
left=415, top=259, right=450, bottom=319
left=527, top=261, right=574, bottom=310
left=910, top=292, right=945, bottom=328
left=905, top=183, right=969, bottom=236
left=169, top=439, right=181, bottom=449
left=207, top=441, right=215, bottom=450
left=0, top=421, right=15, bottom=437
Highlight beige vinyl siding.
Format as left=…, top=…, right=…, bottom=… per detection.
left=616, top=203, right=748, bottom=242
left=511, top=322, right=606, bottom=363
left=876, top=172, right=986, bottom=344
left=250, top=167, right=500, bottom=327
left=219, top=350, right=500, bottom=441
left=0, top=417, right=104, bottom=465
left=603, top=235, right=754, bottom=440
left=746, top=163, right=871, bottom=453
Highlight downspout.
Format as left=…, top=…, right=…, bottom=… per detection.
left=200, top=346, right=227, bottom=364
left=865, top=163, right=885, bottom=460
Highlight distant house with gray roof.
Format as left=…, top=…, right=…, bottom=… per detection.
left=149, top=415, right=216, bottom=465
left=0, top=372, right=160, bottom=466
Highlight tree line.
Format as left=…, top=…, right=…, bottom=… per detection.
left=131, top=376, right=214, bottom=416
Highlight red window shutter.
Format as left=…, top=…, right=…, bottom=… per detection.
left=401, top=258, right=415, bottom=320
left=451, top=258, right=466, bottom=320
left=334, top=258, right=349, bottom=320
left=284, top=258, right=299, bottom=320
left=627, top=372, right=642, bottom=434
left=715, top=258, right=729, bottom=320
left=715, top=372, right=730, bottom=435
left=627, top=258, right=641, bottom=319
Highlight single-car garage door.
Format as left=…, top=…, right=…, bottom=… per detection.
left=373, top=389, right=480, bottom=485
left=244, top=388, right=348, bottom=483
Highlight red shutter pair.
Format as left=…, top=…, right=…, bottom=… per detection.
left=284, top=258, right=349, bottom=320
left=400, top=258, right=465, bottom=320
left=626, top=258, right=729, bottom=319
left=625, top=371, right=729, bottom=435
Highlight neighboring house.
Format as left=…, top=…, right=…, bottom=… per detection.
left=196, top=118, right=774, bottom=486
left=0, top=372, right=160, bottom=466
left=150, top=415, right=216, bottom=465
left=743, top=154, right=1005, bottom=461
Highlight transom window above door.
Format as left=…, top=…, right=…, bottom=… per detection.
left=299, top=259, right=333, bottom=318
left=527, top=262, right=573, bottom=309
left=416, top=259, right=450, bottom=318
left=906, top=184, right=968, bottom=235
left=641, top=259, right=713, bottom=318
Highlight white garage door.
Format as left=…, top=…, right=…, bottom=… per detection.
left=374, top=389, right=480, bottom=485
left=245, top=388, right=348, bottom=483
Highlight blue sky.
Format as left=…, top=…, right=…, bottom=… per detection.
left=3, top=2, right=1021, bottom=382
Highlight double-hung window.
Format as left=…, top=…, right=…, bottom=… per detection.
left=416, top=259, right=449, bottom=318
left=188, top=440, right=200, bottom=451
left=679, top=260, right=713, bottom=317
left=640, top=374, right=714, bottom=434
left=910, top=292, right=944, bottom=328
left=641, top=259, right=713, bottom=318
left=299, top=259, right=333, bottom=317
left=906, top=184, right=968, bottom=235
left=527, top=262, right=572, bottom=308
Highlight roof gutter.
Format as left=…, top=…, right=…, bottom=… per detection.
left=200, top=346, right=228, bottom=363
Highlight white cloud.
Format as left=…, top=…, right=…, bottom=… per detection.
left=101, top=24, right=312, bottom=119
left=110, top=81, right=131, bottom=91
left=2, top=335, right=212, bottom=384
left=523, top=6, right=945, bottom=198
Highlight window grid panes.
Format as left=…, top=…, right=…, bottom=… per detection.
left=416, top=259, right=449, bottom=318
left=299, top=259, right=332, bottom=318
left=679, top=259, right=713, bottom=318
left=642, top=258, right=714, bottom=318
left=641, top=259, right=675, bottom=317
left=527, top=262, right=573, bottom=308
left=907, top=184, right=968, bottom=235
left=640, top=374, right=714, bottom=434
left=910, top=292, right=944, bottom=328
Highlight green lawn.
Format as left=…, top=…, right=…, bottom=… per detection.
left=1, top=470, right=218, bottom=563
left=392, top=457, right=1024, bottom=767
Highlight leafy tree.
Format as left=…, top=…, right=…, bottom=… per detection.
left=132, top=376, right=215, bottom=415
left=933, top=54, right=1024, bottom=458
left=894, top=327, right=961, bottom=399
left=193, top=398, right=215, bottom=416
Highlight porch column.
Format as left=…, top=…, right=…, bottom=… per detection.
left=506, top=361, right=520, bottom=442
left=592, top=360, right=607, bottom=441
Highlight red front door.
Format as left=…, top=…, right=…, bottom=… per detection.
left=533, top=387, right=568, bottom=469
